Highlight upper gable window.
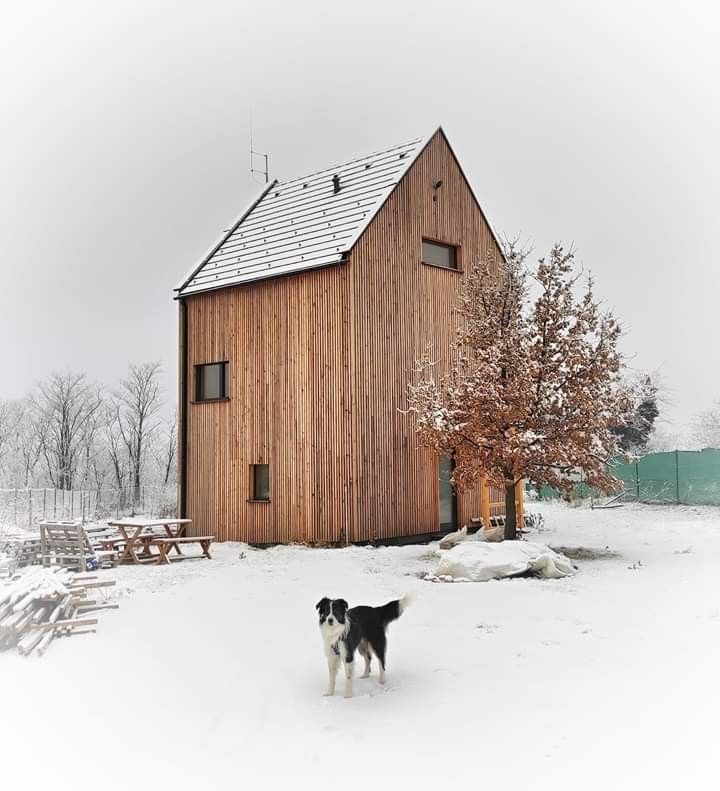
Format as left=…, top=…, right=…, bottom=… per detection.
left=422, top=239, right=458, bottom=270
left=195, top=362, right=229, bottom=402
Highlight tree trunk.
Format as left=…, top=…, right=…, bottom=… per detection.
left=504, top=483, right=517, bottom=540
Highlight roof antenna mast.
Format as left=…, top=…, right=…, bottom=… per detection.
left=250, top=121, right=270, bottom=184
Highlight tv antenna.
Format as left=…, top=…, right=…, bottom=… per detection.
left=250, top=125, right=270, bottom=183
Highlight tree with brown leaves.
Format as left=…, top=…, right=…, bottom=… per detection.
left=407, top=243, right=631, bottom=539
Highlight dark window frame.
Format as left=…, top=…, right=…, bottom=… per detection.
left=249, top=463, right=271, bottom=503
left=193, top=361, right=229, bottom=403
left=421, top=238, right=461, bottom=271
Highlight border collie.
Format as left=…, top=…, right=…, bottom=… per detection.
left=315, top=595, right=411, bottom=698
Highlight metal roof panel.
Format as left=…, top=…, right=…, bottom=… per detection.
left=176, top=136, right=424, bottom=296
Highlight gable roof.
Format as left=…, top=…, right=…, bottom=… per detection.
left=176, top=134, right=430, bottom=297
left=175, top=126, right=505, bottom=298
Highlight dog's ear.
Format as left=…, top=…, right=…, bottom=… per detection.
left=316, top=597, right=330, bottom=612
left=334, top=598, right=348, bottom=614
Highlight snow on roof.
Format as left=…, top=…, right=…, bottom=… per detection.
left=175, top=134, right=429, bottom=297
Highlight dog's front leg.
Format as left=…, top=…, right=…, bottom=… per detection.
left=324, top=655, right=339, bottom=696
left=343, top=658, right=354, bottom=699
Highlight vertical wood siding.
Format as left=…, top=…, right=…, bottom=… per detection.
left=346, top=131, right=503, bottom=541
left=184, top=265, right=352, bottom=543
left=183, top=130, right=512, bottom=543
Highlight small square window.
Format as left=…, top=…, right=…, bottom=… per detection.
left=251, top=464, right=270, bottom=501
left=422, top=239, right=458, bottom=270
left=195, top=362, right=229, bottom=401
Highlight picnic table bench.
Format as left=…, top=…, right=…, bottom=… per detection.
left=149, top=536, right=214, bottom=564
left=105, top=519, right=214, bottom=565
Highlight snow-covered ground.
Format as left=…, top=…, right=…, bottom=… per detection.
left=1, top=501, right=718, bottom=790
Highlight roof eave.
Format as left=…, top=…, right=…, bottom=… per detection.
left=174, top=179, right=279, bottom=299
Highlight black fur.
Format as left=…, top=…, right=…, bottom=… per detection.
left=316, top=597, right=406, bottom=670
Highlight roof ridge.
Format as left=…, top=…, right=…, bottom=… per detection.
left=277, top=136, right=424, bottom=187
left=176, top=128, right=461, bottom=297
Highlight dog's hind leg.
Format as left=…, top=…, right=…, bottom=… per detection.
left=368, top=631, right=387, bottom=685
left=324, top=654, right=339, bottom=696
left=359, top=640, right=372, bottom=678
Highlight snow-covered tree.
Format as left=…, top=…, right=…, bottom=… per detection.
left=613, top=373, right=660, bottom=453
left=691, top=401, right=720, bottom=450
left=32, top=372, right=103, bottom=490
left=407, top=242, right=631, bottom=539
left=9, top=400, right=43, bottom=487
left=0, top=400, right=19, bottom=478
left=154, top=408, right=178, bottom=487
left=111, top=362, right=164, bottom=506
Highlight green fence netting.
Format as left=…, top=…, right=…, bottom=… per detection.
left=530, top=448, right=720, bottom=506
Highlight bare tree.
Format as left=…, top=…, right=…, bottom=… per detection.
left=11, top=401, right=43, bottom=487
left=691, top=401, right=720, bottom=450
left=407, top=242, right=631, bottom=539
left=112, top=362, right=164, bottom=506
left=32, top=372, right=103, bottom=490
left=157, top=408, right=178, bottom=487
left=0, top=400, right=19, bottom=479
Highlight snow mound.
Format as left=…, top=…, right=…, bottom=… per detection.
left=430, top=541, right=577, bottom=582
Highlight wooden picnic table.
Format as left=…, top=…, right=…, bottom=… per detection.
left=105, top=518, right=193, bottom=565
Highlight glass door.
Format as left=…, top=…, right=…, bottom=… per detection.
left=438, top=455, right=458, bottom=533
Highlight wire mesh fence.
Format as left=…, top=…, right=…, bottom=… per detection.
left=0, top=485, right=178, bottom=532
left=530, top=448, right=720, bottom=506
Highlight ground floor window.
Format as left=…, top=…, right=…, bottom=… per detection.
left=250, top=464, right=270, bottom=502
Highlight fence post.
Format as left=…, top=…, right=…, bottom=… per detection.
left=53, top=488, right=57, bottom=518
left=43, top=488, right=47, bottom=521
left=635, top=460, right=640, bottom=501
left=675, top=449, right=680, bottom=504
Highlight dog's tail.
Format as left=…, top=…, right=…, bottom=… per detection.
left=377, top=593, right=412, bottom=626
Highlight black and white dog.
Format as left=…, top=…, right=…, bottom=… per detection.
left=316, top=595, right=411, bottom=698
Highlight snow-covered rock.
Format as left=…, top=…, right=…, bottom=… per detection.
left=431, top=540, right=577, bottom=581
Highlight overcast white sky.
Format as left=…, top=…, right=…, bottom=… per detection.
left=1, top=0, right=718, bottom=431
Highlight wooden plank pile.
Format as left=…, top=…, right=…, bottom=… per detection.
left=0, top=566, right=118, bottom=657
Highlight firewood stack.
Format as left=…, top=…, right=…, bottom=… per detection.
left=0, top=566, right=118, bottom=657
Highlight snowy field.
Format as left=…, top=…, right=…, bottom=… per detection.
left=1, top=501, right=718, bottom=790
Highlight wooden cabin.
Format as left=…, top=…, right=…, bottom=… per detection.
left=175, top=127, right=522, bottom=544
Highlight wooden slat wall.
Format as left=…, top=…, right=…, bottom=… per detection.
left=183, top=129, right=516, bottom=543
left=346, top=130, right=503, bottom=541
left=184, top=265, right=352, bottom=543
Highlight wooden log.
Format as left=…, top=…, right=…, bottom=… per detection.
left=48, top=600, right=63, bottom=624
left=61, top=595, right=74, bottom=620
left=35, top=617, right=98, bottom=631
left=0, top=609, right=29, bottom=632
left=14, top=608, right=36, bottom=634
left=17, top=627, right=45, bottom=657
left=36, top=629, right=56, bottom=656
left=67, top=580, right=116, bottom=591
left=13, top=590, right=41, bottom=613
left=75, top=603, right=118, bottom=613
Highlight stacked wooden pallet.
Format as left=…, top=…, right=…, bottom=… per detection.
left=0, top=566, right=117, bottom=656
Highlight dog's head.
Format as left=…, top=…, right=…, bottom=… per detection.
left=316, top=597, right=349, bottom=639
